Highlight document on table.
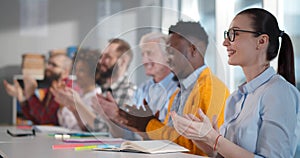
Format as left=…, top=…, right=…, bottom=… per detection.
left=62, top=137, right=125, bottom=144
left=33, top=125, right=73, bottom=133
left=93, top=140, right=189, bottom=154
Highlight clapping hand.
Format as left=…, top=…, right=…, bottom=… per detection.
left=50, top=85, right=79, bottom=113
left=3, top=80, right=25, bottom=102
left=92, top=91, right=120, bottom=121
left=23, top=74, right=38, bottom=100
left=170, top=109, right=214, bottom=140
left=3, top=74, right=38, bottom=102
left=118, top=99, right=155, bottom=133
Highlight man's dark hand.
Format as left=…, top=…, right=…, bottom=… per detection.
left=118, top=99, right=156, bottom=132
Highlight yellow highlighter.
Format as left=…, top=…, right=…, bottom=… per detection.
left=75, top=145, right=97, bottom=151
left=75, top=144, right=118, bottom=151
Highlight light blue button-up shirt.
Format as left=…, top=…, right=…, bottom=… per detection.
left=220, top=67, right=300, bottom=158
left=133, top=73, right=178, bottom=121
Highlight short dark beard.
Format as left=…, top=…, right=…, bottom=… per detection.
left=100, top=63, right=118, bottom=78
left=41, top=72, right=62, bottom=87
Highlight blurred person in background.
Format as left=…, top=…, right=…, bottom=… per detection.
left=52, top=50, right=105, bottom=131
left=3, top=53, right=77, bottom=125
left=93, top=32, right=178, bottom=140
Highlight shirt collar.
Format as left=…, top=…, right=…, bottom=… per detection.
left=181, top=64, right=207, bottom=89
left=150, top=73, right=175, bottom=89
left=238, top=67, right=276, bottom=94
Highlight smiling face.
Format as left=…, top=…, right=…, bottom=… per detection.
left=140, top=40, right=169, bottom=77
left=223, top=14, right=260, bottom=67
left=166, top=33, right=194, bottom=79
left=98, top=43, right=120, bottom=78
left=44, top=55, right=70, bottom=83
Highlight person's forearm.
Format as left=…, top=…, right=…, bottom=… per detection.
left=72, top=110, right=87, bottom=131
left=73, top=101, right=96, bottom=131
left=17, top=93, right=26, bottom=103
left=192, top=140, right=214, bottom=156
left=217, top=136, right=254, bottom=158
left=204, top=130, right=254, bottom=158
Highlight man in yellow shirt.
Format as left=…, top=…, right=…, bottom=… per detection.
left=96, top=21, right=229, bottom=156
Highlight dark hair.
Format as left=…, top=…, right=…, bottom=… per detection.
left=169, top=21, right=209, bottom=46
left=237, top=8, right=295, bottom=86
left=108, top=38, right=133, bottom=64
left=74, top=49, right=100, bottom=76
left=50, top=53, right=72, bottom=73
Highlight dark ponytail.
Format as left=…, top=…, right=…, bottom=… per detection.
left=278, top=33, right=295, bottom=85
left=237, top=8, right=296, bottom=86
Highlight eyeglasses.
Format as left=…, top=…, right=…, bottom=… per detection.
left=224, top=28, right=262, bottom=42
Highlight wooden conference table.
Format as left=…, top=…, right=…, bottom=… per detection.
left=0, top=126, right=204, bottom=158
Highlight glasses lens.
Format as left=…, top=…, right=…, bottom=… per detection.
left=224, top=31, right=227, bottom=40
left=228, top=29, right=235, bottom=42
left=224, top=29, right=234, bottom=42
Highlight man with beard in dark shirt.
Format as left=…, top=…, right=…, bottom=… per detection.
left=3, top=53, right=78, bottom=125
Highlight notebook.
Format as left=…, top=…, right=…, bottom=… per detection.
left=93, top=140, right=189, bottom=154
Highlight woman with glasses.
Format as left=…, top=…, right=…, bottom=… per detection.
left=171, top=8, right=300, bottom=158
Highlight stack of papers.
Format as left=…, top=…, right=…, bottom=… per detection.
left=33, top=125, right=111, bottom=139
left=33, top=125, right=73, bottom=133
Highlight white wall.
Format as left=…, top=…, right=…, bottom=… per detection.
left=0, top=0, right=160, bottom=124
left=0, top=0, right=101, bottom=124
left=0, top=0, right=101, bottom=68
